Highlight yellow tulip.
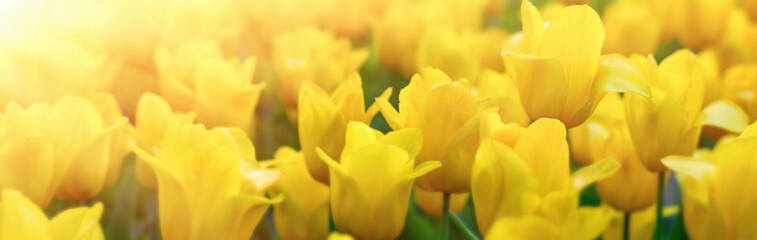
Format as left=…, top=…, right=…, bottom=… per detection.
left=602, top=204, right=679, bottom=240
left=316, top=121, right=441, bottom=240
left=85, top=92, right=132, bottom=189
left=484, top=206, right=615, bottom=240
left=472, top=116, right=621, bottom=235
left=154, top=39, right=263, bottom=133
left=698, top=49, right=722, bottom=107
left=663, top=121, right=757, bottom=239
left=327, top=232, right=355, bottom=240
left=474, top=69, right=530, bottom=127
left=601, top=2, right=660, bottom=56
left=133, top=124, right=282, bottom=240
left=269, top=147, right=330, bottom=240
left=413, top=187, right=469, bottom=218
left=570, top=93, right=658, bottom=212
left=272, top=26, right=368, bottom=117
left=373, top=0, right=485, bottom=77
left=377, top=67, right=481, bottom=193
left=624, top=50, right=748, bottom=172
left=0, top=102, right=58, bottom=208
left=722, top=63, right=757, bottom=121
left=133, top=93, right=196, bottom=189
left=298, top=74, right=390, bottom=184
left=0, top=189, right=104, bottom=240
left=747, top=0, right=757, bottom=22
left=317, top=0, right=374, bottom=40
left=671, top=0, right=734, bottom=50
left=503, top=0, right=650, bottom=128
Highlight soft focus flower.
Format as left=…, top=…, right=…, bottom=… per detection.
left=472, top=115, right=621, bottom=235
left=663, top=121, right=757, bottom=239
left=413, top=187, right=469, bottom=218
left=133, top=93, right=196, bottom=189
left=474, top=69, right=530, bottom=127
left=671, top=0, right=734, bottom=50
left=570, top=93, right=658, bottom=212
left=601, top=2, right=660, bottom=56
left=722, top=63, right=757, bottom=121
left=133, top=124, right=282, bottom=240
left=377, top=68, right=482, bottom=193
left=0, top=189, right=104, bottom=240
left=272, top=27, right=368, bottom=117
left=154, top=38, right=263, bottom=133
left=746, top=0, right=757, bottom=22
left=316, top=121, right=441, bottom=240
left=416, top=27, right=507, bottom=81
left=602, top=204, right=678, bottom=240
left=503, top=0, right=650, bottom=128
left=298, top=74, right=390, bottom=184
left=85, top=93, right=132, bottom=189
left=269, top=146, right=329, bottom=240
left=373, top=0, right=485, bottom=76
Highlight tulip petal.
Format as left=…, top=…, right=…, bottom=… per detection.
left=712, top=137, right=757, bottom=227
left=519, top=0, right=545, bottom=54
left=0, top=136, right=55, bottom=208
left=699, top=100, right=750, bottom=133
left=365, top=87, right=393, bottom=123
left=539, top=4, right=604, bottom=117
left=331, top=74, right=367, bottom=122
left=503, top=54, right=568, bottom=120
left=743, top=122, right=757, bottom=138
left=564, top=206, right=614, bottom=240
left=485, top=216, right=562, bottom=240
left=514, top=118, right=570, bottom=196
left=50, top=203, right=105, bottom=240
left=199, top=194, right=284, bottom=240
left=571, top=158, right=621, bottom=191
left=593, top=54, right=651, bottom=97
left=538, top=191, right=578, bottom=226
left=299, top=83, right=346, bottom=184
left=439, top=114, right=482, bottom=192
left=315, top=148, right=371, bottom=237
left=375, top=97, right=404, bottom=130
left=0, top=189, right=53, bottom=240
left=341, top=121, right=382, bottom=162
left=380, top=128, right=423, bottom=160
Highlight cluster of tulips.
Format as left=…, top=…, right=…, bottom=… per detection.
left=1, top=0, right=757, bottom=239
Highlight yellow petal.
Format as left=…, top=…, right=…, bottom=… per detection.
left=538, top=191, right=578, bottom=225
left=397, top=68, right=453, bottom=128
left=331, top=73, right=368, bottom=122
left=519, top=0, right=546, bottom=55
left=340, top=121, right=381, bottom=162
left=0, top=136, right=55, bottom=208
left=539, top=4, right=604, bottom=119
left=564, top=206, right=614, bottom=240
left=50, top=203, right=105, bottom=240
left=375, top=97, right=404, bottom=130
left=298, top=82, right=346, bottom=184
left=199, top=194, right=283, bottom=240
left=662, top=156, right=715, bottom=181
left=485, top=216, right=562, bottom=240
left=514, top=118, right=570, bottom=196
left=315, top=148, right=371, bottom=237
left=0, top=189, right=52, bottom=240
left=571, top=158, right=621, bottom=192
left=711, top=137, right=757, bottom=230
left=380, top=128, right=424, bottom=161
left=699, top=100, right=750, bottom=133
left=593, top=54, right=651, bottom=97
left=503, top=54, right=568, bottom=120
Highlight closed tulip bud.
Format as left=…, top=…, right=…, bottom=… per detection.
left=133, top=124, right=282, bottom=240
left=625, top=50, right=704, bottom=172
left=0, top=103, right=58, bottom=208
left=273, top=27, right=368, bottom=117
left=377, top=68, right=481, bottom=193
left=298, top=74, right=390, bottom=185
left=0, top=189, right=105, bottom=240
left=316, top=121, right=440, bottom=240
left=504, top=0, right=650, bottom=128
left=133, top=93, right=196, bottom=189
left=269, top=147, right=329, bottom=240
left=601, top=2, right=660, bottom=56
left=571, top=93, right=659, bottom=212
left=671, top=0, right=734, bottom=50
left=413, top=187, right=469, bottom=218
left=54, top=96, right=126, bottom=202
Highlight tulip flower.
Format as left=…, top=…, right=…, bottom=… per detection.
left=663, top=121, right=757, bottom=239
left=377, top=67, right=481, bottom=193
left=133, top=93, right=196, bottom=189
left=416, top=27, right=480, bottom=81
left=722, top=63, right=757, bottom=121
left=316, top=121, right=441, bottom=240
left=272, top=27, right=368, bottom=118
left=0, top=189, right=104, bottom=239
left=472, top=116, right=621, bottom=235
left=133, top=124, right=282, bottom=240
left=85, top=92, right=132, bottom=189
left=570, top=93, right=659, bottom=212
left=373, top=0, right=485, bottom=77
left=671, top=0, right=734, bottom=50
left=413, top=187, right=469, bottom=218
left=602, top=204, right=679, bottom=240
left=298, top=73, right=390, bottom=184
left=601, top=2, right=660, bottom=56
left=268, top=147, right=330, bottom=240
left=473, top=69, right=530, bottom=127
left=154, top=39, right=263, bottom=133
left=503, top=0, right=651, bottom=128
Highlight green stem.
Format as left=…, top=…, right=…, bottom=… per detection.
left=450, top=211, right=479, bottom=240
left=654, top=171, right=666, bottom=240
left=624, top=212, right=631, bottom=240
left=440, top=192, right=451, bottom=240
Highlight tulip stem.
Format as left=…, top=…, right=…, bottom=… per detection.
left=654, top=171, right=665, bottom=240
left=440, top=192, right=451, bottom=240
left=623, top=213, right=630, bottom=240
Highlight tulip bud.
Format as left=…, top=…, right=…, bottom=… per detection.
left=0, top=189, right=104, bottom=239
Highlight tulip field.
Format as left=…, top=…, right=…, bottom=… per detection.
left=1, top=0, right=757, bottom=239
